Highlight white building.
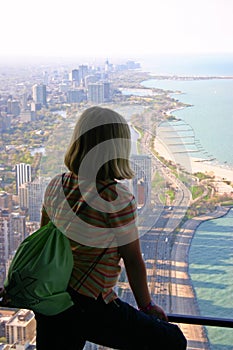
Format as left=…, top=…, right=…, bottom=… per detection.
left=15, top=163, right=31, bottom=195
left=32, top=84, right=47, bottom=107
left=5, top=309, right=36, bottom=347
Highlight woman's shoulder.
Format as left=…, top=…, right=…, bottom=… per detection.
left=48, top=172, right=78, bottom=187
left=45, top=174, right=135, bottom=204
left=44, top=173, right=63, bottom=197
left=97, top=179, right=135, bottom=205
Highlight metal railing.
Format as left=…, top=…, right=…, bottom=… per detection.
left=168, top=314, right=233, bottom=328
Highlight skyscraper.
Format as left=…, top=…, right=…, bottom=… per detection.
left=32, top=84, right=47, bottom=107
left=15, top=163, right=31, bottom=195
left=0, top=209, right=10, bottom=266
left=0, top=191, right=13, bottom=210
left=87, top=83, right=104, bottom=104
left=7, top=99, right=20, bottom=117
left=19, top=182, right=29, bottom=210
left=0, top=113, right=11, bottom=131
left=103, top=81, right=111, bottom=102
left=28, top=177, right=49, bottom=222
left=70, top=69, right=80, bottom=85
left=79, top=65, right=89, bottom=86
left=0, top=210, right=27, bottom=279
left=9, top=213, right=27, bottom=253
left=67, top=89, right=86, bottom=103
left=130, top=155, right=152, bottom=208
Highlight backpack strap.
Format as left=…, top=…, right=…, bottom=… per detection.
left=65, top=178, right=117, bottom=291
left=61, top=173, right=116, bottom=215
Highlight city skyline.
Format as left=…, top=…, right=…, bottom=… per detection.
left=0, top=46, right=232, bottom=348
left=1, top=0, right=233, bottom=62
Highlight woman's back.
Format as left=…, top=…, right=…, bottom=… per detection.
left=42, top=171, right=137, bottom=302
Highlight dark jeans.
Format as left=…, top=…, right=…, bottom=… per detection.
left=35, top=289, right=187, bottom=350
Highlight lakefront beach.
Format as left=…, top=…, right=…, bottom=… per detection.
left=152, top=130, right=232, bottom=349
left=121, top=68, right=233, bottom=348
left=150, top=97, right=232, bottom=350
left=154, top=136, right=233, bottom=188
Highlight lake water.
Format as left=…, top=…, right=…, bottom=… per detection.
left=142, top=78, right=233, bottom=167
left=139, top=54, right=233, bottom=350
left=189, top=208, right=233, bottom=349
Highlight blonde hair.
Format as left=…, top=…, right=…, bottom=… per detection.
left=64, top=106, right=134, bottom=180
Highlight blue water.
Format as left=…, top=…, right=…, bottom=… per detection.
left=189, top=209, right=233, bottom=349
left=139, top=54, right=233, bottom=350
left=140, top=53, right=233, bottom=77
left=142, top=78, right=233, bottom=166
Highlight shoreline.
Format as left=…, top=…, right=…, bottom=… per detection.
left=126, top=71, right=233, bottom=348
left=147, top=74, right=233, bottom=81
left=154, top=136, right=233, bottom=181
left=191, top=157, right=233, bottom=182
left=139, top=73, right=233, bottom=184
left=153, top=107, right=233, bottom=185
left=139, top=81, right=233, bottom=347
left=171, top=206, right=231, bottom=349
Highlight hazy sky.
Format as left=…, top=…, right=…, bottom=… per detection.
left=1, top=0, right=232, bottom=58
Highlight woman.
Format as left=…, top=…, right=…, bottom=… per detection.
left=36, top=106, right=187, bottom=349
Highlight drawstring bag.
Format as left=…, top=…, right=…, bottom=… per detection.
left=2, top=221, right=74, bottom=316
left=0, top=176, right=116, bottom=315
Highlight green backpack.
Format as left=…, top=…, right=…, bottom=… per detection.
left=1, top=178, right=116, bottom=316
left=3, top=221, right=74, bottom=316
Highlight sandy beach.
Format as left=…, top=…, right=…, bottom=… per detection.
left=154, top=137, right=233, bottom=192
left=191, top=157, right=233, bottom=181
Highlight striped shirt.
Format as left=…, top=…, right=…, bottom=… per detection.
left=42, top=172, right=138, bottom=303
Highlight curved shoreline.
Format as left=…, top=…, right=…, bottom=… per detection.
left=171, top=206, right=231, bottom=349
left=141, top=77, right=233, bottom=175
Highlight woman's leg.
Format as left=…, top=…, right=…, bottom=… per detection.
left=35, top=305, right=86, bottom=350
left=69, top=291, right=187, bottom=350
left=101, top=298, right=187, bottom=350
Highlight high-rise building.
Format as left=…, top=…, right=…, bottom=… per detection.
left=130, top=155, right=152, bottom=208
left=0, top=209, right=10, bottom=267
left=0, top=113, right=11, bottom=131
left=103, top=82, right=111, bottom=102
left=43, top=70, right=49, bottom=85
left=79, top=65, right=89, bottom=86
left=10, top=212, right=27, bottom=252
left=0, top=309, right=16, bottom=338
left=5, top=309, right=36, bottom=347
left=32, top=84, right=47, bottom=107
left=67, top=89, right=86, bottom=103
left=0, top=210, right=27, bottom=278
left=0, top=191, right=13, bottom=210
left=87, top=81, right=111, bottom=104
left=21, top=91, right=29, bottom=110
left=28, top=177, right=49, bottom=222
left=7, top=99, right=20, bottom=117
left=70, top=69, right=79, bottom=85
left=87, top=83, right=104, bottom=104
left=19, top=183, right=29, bottom=210
left=15, top=163, right=31, bottom=195
left=105, top=59, right=110, bottom=73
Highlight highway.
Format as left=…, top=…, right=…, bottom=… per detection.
left=119, top=129, right=211, bottom=349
